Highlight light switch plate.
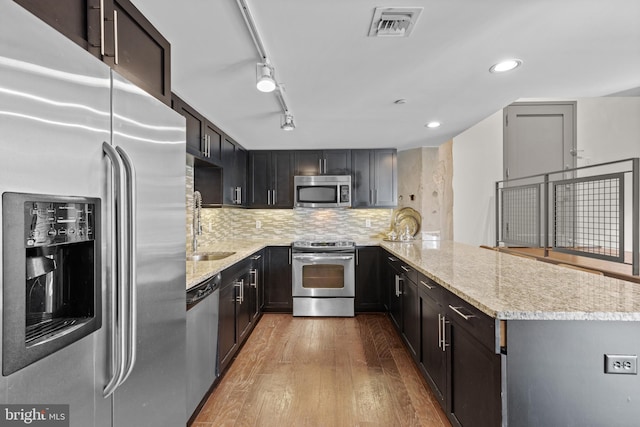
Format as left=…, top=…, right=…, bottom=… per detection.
left=604, top=354, right=637, bottom=375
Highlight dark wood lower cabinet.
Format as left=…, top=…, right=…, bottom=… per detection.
left=217, top=251, right=263, bottom=374
left=382, top=250, right=502, bottom=427
left=387, top=265, right=402, bottom=330
left=263, top=246, right=292, bottom=312
left=401, top=277, right=420, bottom=361
left=419, top=285, right=446, bottom=405
left=448, top=317, right=502, bottom=427
left=217, top=281, right=237, bottom=373
left=355, top=247, right=384, bottom=312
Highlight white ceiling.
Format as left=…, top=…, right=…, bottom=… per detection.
left=132, top=0, right=640, bottom=151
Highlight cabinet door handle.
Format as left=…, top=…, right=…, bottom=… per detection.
left=449, top=305, right=476, bottom=321
left=437, top=313, right=442, bottom=350
left=395, top=274, right=402, bottom=297
left=440, top=314, right=449, bottom=351
left=420, top=280, right=434, bottom=290
left=99, top=0, right=105, bottom=56
left=250, top=254, right=262, bottom=260
left=387, top=256, right=397, bottom=262
left=113, top=10, right=119, bottom=65
left=250, top=269, right=257, bottom=288
left=234, top=281, right=242, bottom=303
left=401, top=265, right=411, bottom=273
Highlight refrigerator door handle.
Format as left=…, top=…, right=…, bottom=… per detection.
left=102, top=142, right=128, bottom=398
left=116, top=146, right=138, bottom=385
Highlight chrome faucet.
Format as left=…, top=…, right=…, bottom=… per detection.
left=192, top=190, right=202, bottom=252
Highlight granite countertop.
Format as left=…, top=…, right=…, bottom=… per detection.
left=380, top=240, right=640, bottom=321
left=186, top=239, right=289, bottom=290
left=186, top=238, right=640, bottom=321
left=186, top=237, right=382, bottom=289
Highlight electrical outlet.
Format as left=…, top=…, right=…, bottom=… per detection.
left=605, top=354, right=637, bottom=374
left=256, top=220, right=262, bottom=229
left=365, top=219, right=371, bottom=228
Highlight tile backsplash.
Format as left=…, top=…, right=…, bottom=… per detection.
left=186, top=163, right=393, bottom=250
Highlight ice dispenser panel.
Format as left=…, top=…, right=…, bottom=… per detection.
left=2, top=193, right=101, bottom=375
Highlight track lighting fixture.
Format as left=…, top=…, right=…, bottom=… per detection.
left=281, top=114, right=295, bottom=131
left=256, top=62, right=276, bottom=92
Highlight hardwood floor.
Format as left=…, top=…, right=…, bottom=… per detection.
left=193, top=313, right=451, bottom=427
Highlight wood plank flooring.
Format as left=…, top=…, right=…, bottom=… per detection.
left=193, top=313, right=451, bottom=427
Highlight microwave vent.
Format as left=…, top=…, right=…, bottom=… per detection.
left=368, top=7, right=423, bottom=38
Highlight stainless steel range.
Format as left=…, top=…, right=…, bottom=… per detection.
left=292, top=240, right=356, bottom=317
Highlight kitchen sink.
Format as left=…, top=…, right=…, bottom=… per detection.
left=187, top=251, right=236, bottom=262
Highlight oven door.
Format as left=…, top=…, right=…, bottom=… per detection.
left=292, top=252, right=355, bottom=298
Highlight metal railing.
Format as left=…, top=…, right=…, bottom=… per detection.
left=495, top=158, right=639, bottom=276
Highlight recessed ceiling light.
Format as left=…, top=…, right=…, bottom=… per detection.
left=489, top=59, right=522, bottom=73
left=425, top=121, right=441, bottom=128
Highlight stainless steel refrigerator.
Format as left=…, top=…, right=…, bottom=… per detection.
left=0, top=2, right=187, bottom=426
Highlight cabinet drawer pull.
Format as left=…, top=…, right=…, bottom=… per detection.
left=401, top=265, right=411, bottom=273
left=387, top=256, right=397, bottom=262
left=449, top=305, right=475, bottom=321
left=420, top=280, right=434, bottom=290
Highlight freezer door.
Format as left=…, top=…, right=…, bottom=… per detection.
left=0, top=2, right=111, bottom=426
left=108, top=71, right=187, bottom=427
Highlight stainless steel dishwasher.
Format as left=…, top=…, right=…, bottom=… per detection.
left=186, top=273, right=221, bottom=419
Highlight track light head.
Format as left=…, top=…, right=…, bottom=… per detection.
left=281, top=114, right=295, bottom=131
left=256, top=63, right=276, bottom=92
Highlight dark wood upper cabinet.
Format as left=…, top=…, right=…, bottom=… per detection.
left=14, top=0, right=171, bottom=106
left=221, top=136, right=247, bottom=206
left=294, top=150, right=351, bottom=175
left=248, top=151, right=294, bottom=208
left=104, top=0, right=171, bottom=105
left=352, top=149, right=397, bottom=208
left=14, top=0, right=101, bottom=56
left=172, top=94, right=223, bottom=163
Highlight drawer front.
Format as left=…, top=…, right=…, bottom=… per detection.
left=417, top=273, right=443, bottom=304
left=445, top=292, right=495, bottom=352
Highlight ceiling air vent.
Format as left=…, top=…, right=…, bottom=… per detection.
left=368, top=7, right=423, bottom=38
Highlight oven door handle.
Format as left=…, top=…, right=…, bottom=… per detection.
left=292, top=254, right=354, bottom=261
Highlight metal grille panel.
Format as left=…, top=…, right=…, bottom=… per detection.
left=501, top=184, right=540, bottom=247
left=554, top=173, right=624, bottom=262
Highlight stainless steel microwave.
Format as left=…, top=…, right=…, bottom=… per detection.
left=294, top=175, right=351, bottom=208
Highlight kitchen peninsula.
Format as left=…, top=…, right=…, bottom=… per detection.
left=188, top=239, right=640, bottom=427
